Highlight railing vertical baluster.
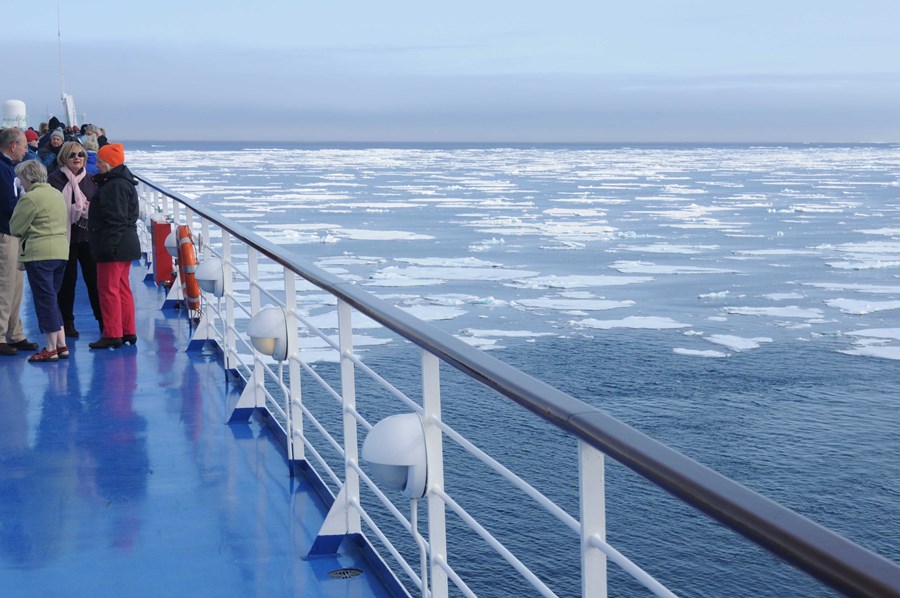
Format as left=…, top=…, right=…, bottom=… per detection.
left=580, top=441, right=607, bottom=598
left=159, top=189, right=169, bottom=216
left=284, top=267, right=303, bottom=462
left=172, top=195, right=180, bottom=224
left=422, top=350, right=448, bottom=598
left=337, top=299, right=362, bottom=535
left=200, top=219, right=209, bottom=257
left=248, top=248, right=263, bottom=409
left=222, top=231, right=236, bottom=372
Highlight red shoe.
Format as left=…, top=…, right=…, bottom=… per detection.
left=57, top=346, right=70, bottom=359
left=29, top=347, right=59, bottom=363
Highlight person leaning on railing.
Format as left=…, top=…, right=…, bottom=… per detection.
left=9, top=160, right=70, bottom=362
left=87, top=143, right=140, bottom=350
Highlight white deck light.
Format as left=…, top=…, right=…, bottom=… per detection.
left=164, top=230, right=179, bottom=257
left=362, top=413, right=427, bottom=499
left=195, top=257, right=225, bottom=297
left=247, top=307, right=289, bottom=361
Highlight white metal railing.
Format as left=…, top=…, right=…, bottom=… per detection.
left=135, top=176, right=900, bottom=598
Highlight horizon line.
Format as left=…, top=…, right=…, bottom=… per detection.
left=117, top=139, right=900, bottom=146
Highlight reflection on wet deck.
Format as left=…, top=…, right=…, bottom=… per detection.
left=0, top=264, right=393, bottom=597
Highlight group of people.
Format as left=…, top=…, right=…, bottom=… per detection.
left=0, top=122, right=141, bottom=362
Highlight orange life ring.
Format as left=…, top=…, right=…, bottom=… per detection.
left=176, top=225, right=202, bottom=311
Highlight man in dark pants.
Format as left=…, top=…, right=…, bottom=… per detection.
left=0, top=128, right=38, bottom=355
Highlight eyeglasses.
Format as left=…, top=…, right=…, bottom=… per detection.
left=68, top=152, right=86, bottom=159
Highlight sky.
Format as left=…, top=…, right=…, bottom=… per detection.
left=2, top=0, right=899, bottom=142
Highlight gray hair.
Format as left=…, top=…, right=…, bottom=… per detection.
left=0, top=127, right=21, bottom=149
left=15, top=160, right=48, bottom=186
left=82, top=133, right=99, bottom=151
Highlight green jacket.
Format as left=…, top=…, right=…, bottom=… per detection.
left=9, top=182, right=69, bottom=262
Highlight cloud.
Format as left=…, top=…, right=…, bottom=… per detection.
left=6, top=41, right=899, bottom=142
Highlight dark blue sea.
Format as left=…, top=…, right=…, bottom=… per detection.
left=129, top=142, right=900, bottom=597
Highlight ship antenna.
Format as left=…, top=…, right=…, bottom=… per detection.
left=56, top=0, right=77, bottom=126
left=57, top=0, right=65, bottom=101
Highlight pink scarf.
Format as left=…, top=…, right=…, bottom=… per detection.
left=62, top=166, right=89, bottom=225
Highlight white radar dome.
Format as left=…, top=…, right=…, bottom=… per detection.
left=2, top=100, right=27, bottom=129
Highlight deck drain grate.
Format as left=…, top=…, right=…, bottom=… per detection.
left=328, top=568, right=363, bottom=580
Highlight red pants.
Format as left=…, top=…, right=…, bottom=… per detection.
left=96, top=261, right=136, bottom=338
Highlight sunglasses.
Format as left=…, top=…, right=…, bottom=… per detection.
left=67, top=152, right=86, bottom=159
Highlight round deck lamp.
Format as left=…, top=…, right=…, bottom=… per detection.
left=362, top=413, right=428, bottom=499
left=248, top=307, right=289, bottom=361
left=195, top=257, right=225, bottom=297
left=164, top=230, right=179, bottom=257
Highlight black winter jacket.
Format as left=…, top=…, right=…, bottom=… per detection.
left=89, top=164, right=141, bottom=263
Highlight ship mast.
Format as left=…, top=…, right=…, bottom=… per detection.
left=57, top=0, right=77, bottom=127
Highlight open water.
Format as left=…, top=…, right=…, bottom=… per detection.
left=129, top=142, right=899, bottom=597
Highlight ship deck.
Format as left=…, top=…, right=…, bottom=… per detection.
left=0, top=263, right=395, bottom=598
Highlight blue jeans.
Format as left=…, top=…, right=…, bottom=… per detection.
left=24, top=260, right=67, bottom=334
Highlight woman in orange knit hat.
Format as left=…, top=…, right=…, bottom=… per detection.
left=88, top=143, right=141, bottom=349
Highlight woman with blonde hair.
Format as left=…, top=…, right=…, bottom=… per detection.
left=82, top=133, right=99, bottom=175
left=49, top=141, right=102, bottom=338
left=10, top=160, right=70, bottom=361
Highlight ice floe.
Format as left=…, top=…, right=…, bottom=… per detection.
left=508, top=274, right=653, bottom=289
left=704, top=334, right=773, bottom=351
left=673, top=348, right=729, bottom=358
left=839, top=329, right=900, bottom=360
left=803, top=282, right=900, bottom=295
left=825, top=298, right=900, bottom=315
left=723, top=306, right=824, bottom=319
left=514, top=297, right=635, bottom=312
left=611, top=261, right=738, bottom=275
left=570, top=316, right=691, bottom=330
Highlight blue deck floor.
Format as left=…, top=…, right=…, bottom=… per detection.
left=0, top=264, right=395, bottom=598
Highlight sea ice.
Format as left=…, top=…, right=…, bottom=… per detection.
left=611, top=261, right=737, bottom=275
left=400, top=305, right=467, bottom=321
left=761, top=293, right=805, bottom=300
left=803, top=282, right=900, bottom=294
left=372, top=265, right=539, bottom=283
left=845, top=328, right=900, bottom=341
left=570, top=316, right=691, bottom=330
left=509, top=274, right=653, bottom=289
left=337, top=229, right=434, bottom=241
left=617, top=244, right=719, bottom=254
left=839, top=345, right=900, bottom=360
left=460, top=328, right=555, bottom=338
left=825, top=298, right=900, bottom=315
left=704, top=334, right=773, bottom=351
left=723, top=306, right=824, bottom=319
left=514, top=298, right=634, bottom=311
left=673, top=348, right=729, bottom=358
left=698, top=291, right=730, bottom=299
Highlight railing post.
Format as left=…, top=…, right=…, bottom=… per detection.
left=200, top=218, right=209, bottom=258
left=422, top=350, right=448, bottom=598
left=248, top=248, right=262, bottom=409
left=580, top=441, right=608, bottom=598
left=159, top=189, right=169, bottom=216
left=338, top=299, right=361, bottom=533
left=228, top=245, right=261, bottom=422
left=308, top=299, right=362, bottom=556
left=222, top=232, right=236, bottom=373
left=284, top=267, right=304, bottom=463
